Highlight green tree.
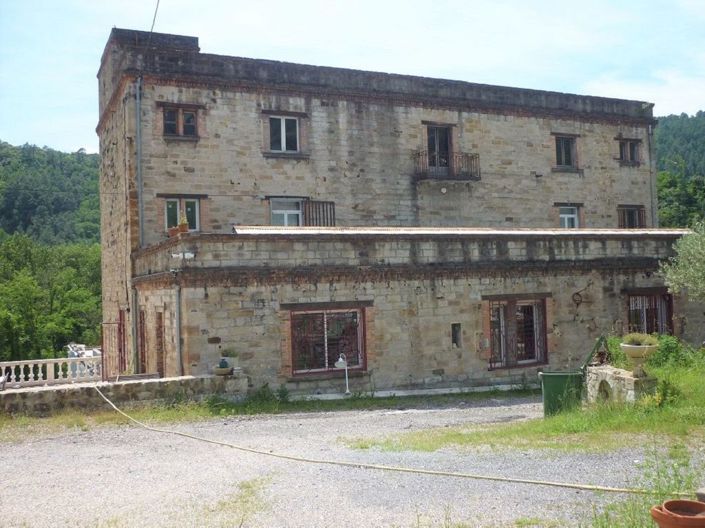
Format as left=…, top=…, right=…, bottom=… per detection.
left=660, top=222, right=705, bottom=301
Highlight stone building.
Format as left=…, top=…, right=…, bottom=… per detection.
left=97, top=28, right=703, bottom=393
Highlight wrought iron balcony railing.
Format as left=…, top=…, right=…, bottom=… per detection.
left=414, top=151, right=481, bottom=181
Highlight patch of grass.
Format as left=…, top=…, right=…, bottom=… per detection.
left=347, top=359, right=705, bottom=453
left=585, top=444, right=701, bottom=527
left=514, top=518, right=562, bottom=528
left=0, top=388, right=538, bottom=443
left=207, top=476, right=270, bottom=528
left=408, top=506, right=474, bottom=528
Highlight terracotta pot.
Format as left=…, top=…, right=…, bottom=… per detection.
left=663, top=500, right=705, bottom=517
left=620, top=343, right=658, bottom=377
left=167, top=226, right=180, bottom=237
left=178, top=223, right=189, bottom=233
left=651, top=503, right=705, bottom=528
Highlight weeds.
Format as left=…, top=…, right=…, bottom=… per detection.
left=586, top=444, right=701, bottom=527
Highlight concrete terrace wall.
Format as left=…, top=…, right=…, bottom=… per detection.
left=133, top=228, right=685, bottom=276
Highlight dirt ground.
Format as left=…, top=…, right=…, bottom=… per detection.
left=0, top=395, right=649, bottom=527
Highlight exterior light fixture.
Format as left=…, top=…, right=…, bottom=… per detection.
left=334, top=353, right=351, bottom=395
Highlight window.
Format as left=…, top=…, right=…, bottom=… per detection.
left=616, top=137, right=641, bottom=166
left=291, top=309, right=364, bottom=374
left=627, top=293, right=672, bottom=334
left=617, top=205, right=646, bottom=228
left=269, top=116, right=299, bottom=152
left=554, top=135, right=577, bottom=169
left=161, top=106, right=198, bottom=138
left=269, top=198, right=336, bottom=226
left=427, top=125, right=451, bottom=176
left=559, top=206, right=579, bottom=228
left=165, top=198, right=200, bottom=231
left=451, top=323, right=462, bottom=348
left=488, top=298, right=547, bottom=369
left=270, top=199, right=301, bottom=226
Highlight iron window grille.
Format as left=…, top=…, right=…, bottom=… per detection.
left=291, top=309, right=364, bottom=374
left=627, top=294, right=673, bottom=334
left=270, top=198, right=335, bottom=226
left=489, top=299, right=547, bottom=369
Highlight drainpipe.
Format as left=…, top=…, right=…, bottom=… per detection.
left=175, top=281, right=184, bottom=376
left=647, top=122, right=658, bottom=227
left=136, top=76, right=145, bottom=248
left=131, top=287, right=139, bottom=374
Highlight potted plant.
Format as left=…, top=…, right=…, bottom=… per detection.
left=213, top=357, right=232, bottom=376
left=167, top=225, right=180, bottom=237
left=620, top=333, right=658, bottom=377
left=178, top=211, right=189, bottom=233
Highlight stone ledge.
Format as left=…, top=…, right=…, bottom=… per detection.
left=0, top=375, right=248, bottom=417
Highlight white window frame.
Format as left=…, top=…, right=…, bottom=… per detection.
left=270, top=198, right=302, bottom=226
left=269, top=116, right=299, bottom=152
left=164, top=198, right=200, bottom=232
left=559, top=206, right=579, bottom=228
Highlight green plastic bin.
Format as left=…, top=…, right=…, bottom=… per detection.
left=539, top=371, right=584, bottom=415
left=538, top=336, right=607, bottom=416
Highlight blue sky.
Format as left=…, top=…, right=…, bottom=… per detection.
left=1, top=0, right=704, bottom=153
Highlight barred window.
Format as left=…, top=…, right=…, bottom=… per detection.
left=291, top=310, right=364, bottom=374
left=627, top=294, right=672, bottom=335
left=489, top=298, right=547, bottom=369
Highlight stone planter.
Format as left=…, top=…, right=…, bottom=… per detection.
left=620, top=343, right=658, bottom=377
left=213, top=366, right=233, bottom=376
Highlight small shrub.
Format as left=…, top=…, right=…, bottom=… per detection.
left=621, top=333, right=658, bottom=346
left=248, top=383, right=277, bottom=404
left=606, top=336, right=628, bottom=368
left=649, top=335, right=695, bottom=368
left=276, top=384, right=290, bottom=403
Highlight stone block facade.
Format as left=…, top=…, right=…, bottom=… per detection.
left=96, top=28, right=703, bottom=393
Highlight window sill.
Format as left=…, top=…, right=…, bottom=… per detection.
left=551, top=166, right=583, bottom=175
left=488, top=361, right=547, bottom=371
left=617, top=160, right=641, bottom=167
left=263, top=151, right=310, bottom=160
left=287, top=370, right=367, bottom=382
left=163, top=135, right=200, bottom=143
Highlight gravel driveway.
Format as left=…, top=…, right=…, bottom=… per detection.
left=0, top=395, right=649, bottom=527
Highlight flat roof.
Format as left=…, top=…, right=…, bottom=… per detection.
left=104, top=28, right=655, bottom=124
left=230, top=226, right=688, bottom=238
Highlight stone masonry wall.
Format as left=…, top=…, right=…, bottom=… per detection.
left=136, top=267, right=678, bottom=396
left=0, top=375, right=248, bottom=417
left=130, top=230, right=701, bottom=395
left=133, top=84, right=656, bottom=247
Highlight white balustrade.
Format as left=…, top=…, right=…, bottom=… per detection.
left=0, top=357, right=102, bottom=389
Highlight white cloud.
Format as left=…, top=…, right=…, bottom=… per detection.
left=583, top=70, right=705, bottom=116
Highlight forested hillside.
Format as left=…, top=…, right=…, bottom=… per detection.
left=0, top=142, right=100, bottom=244
left=655, top=112, right=705, bottom=227
left=0, top=142, right=101, bottom=360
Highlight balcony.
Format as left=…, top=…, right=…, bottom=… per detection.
left=414, top=151, right=481, bottom=181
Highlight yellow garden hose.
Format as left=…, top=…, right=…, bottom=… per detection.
left=94, top=387, right=691, bottom=498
